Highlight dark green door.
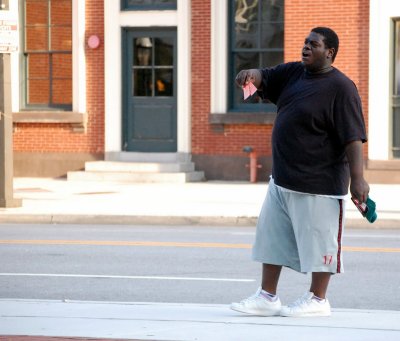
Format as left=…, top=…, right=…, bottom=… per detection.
left=123, top=28, right=177, bottom=152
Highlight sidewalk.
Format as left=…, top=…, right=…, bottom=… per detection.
left=1, top=299, right=400, bottom=341
left=0, top=177, right=399, bottom=228
left=0, top=177, right=399, bottom=340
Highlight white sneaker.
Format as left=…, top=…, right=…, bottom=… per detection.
left=230, top=287, right=281, bottom=316
left=280, top=292, right=331, bottom=317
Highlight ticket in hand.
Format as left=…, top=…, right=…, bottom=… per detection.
left=242, top=82, right=258, bottom=100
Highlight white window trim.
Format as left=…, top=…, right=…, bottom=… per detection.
left=72, top=0, right=86, bottom=114
left=211, top=0, right=228, bottom=114
left=12, top=0, right=85, bottom=115
left=104, top=0, right=191, bottom=154
left=9, top=0, right=19, bottom=112
left=369, top=0, right=400, bottom=160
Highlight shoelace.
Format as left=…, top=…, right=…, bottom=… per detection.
left=240, top=289, right=262, bottom=304
left=287, top=293, right=312, bottom=308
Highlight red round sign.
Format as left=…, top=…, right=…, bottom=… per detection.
left=88, top=35, right=100, bottom=49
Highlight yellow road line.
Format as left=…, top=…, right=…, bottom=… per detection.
left=343, top=246, right=400, bottom=253
left=0, top=239, right=250, bottom=249
left=0, top=239, right=399, bottom=253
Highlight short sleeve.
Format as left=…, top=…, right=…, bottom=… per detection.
left=333, top=80, right=367, bottom=145
left=258, top=62, right=301, bottom=104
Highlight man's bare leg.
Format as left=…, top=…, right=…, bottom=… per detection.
left=261, top=264, right=282, bottom=295
left=310, top=272, right=331, bottom=298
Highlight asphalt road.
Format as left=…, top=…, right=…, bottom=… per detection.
left=0, top=224, right=399, bottom=311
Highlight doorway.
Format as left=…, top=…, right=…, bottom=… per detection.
left=123, top=28, right=177, bottom=152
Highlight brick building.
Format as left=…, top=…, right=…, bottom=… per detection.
left=8, top=0, right=400, bottom=182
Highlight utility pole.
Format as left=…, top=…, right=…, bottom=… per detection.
left=0, top=52, right=21, bottom=207
left=0, top=1, right=21, bottom=207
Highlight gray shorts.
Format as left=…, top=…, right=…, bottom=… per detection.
left=252, top=179, right=345, bottom=274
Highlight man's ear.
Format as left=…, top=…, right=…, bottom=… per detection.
left=327, top=48, right=335, bottom=59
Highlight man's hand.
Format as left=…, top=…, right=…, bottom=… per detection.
left=349, top=177, right=370, bottom=203
left=235, top=69, right=262, bottom=89
left=345, top=140, right=370, bottom=203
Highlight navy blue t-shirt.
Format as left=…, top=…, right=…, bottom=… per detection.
left=259, top=62, right=367, bottom=195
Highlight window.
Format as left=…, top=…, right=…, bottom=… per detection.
left=229, top=0, right=284, bottom=112
left=122, top=0, right=177, bottom=11
left=133, top=36, right=174, bottom=97
left=393, top=19, right=400, bottom=158
left=22, top=0, right=72, bottom=110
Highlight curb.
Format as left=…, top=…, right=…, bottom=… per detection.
left=0, top=214, right=398, bottom=228
left=0, top=214, right=258, bottom=226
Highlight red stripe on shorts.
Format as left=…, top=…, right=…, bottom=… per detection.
left=337, top=199, right=343, bottom=273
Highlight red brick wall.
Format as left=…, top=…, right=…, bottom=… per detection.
left=13, top=0, right=104, bottom=154
left=191, top=0, right=211, bottom=154
left=191, top=0, right=369, bottom=159
left=285, top=0, right=370, bottom=157
left=191, top=0, right=273, bottom=157
left=14, top=0, right=369, bottom=174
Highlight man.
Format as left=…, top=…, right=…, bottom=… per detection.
left=231, top=27, right=369, bottom=317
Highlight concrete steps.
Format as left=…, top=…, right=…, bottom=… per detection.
left=67, top=159, right=205, bottom=183
left=85, top=161, right=195, bottom=173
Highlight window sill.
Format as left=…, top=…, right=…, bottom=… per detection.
left=209, top=112, right=276, bottom=125
left=13, top=112, right=88, bottom=132
left=367, top=160, right=400, bottom=170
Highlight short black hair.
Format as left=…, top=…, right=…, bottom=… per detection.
left=311, top=27, right=339, bottom=62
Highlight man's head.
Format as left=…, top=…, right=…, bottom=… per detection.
left=311, top=27, right=339, bottom=62
left=301, top=27, right=339, bottom=72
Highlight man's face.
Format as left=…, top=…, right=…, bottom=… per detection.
left=301, top=31, right=332, bottom=72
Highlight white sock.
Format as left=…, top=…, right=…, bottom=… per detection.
left=260, top=289, right=278, bottom=302
left=312, top=294, right=326, bottom=303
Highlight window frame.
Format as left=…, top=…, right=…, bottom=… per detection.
left=132, top=36, right=175, bottom=98
left=228, top=0, right=284, bottom=113
left=20, top=0, right=73, bottom=111
left=121, top=0, right=177, bottom=11
left=392, top=18, right=400, bottom=158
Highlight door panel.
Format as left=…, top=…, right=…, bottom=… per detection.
left=123, top=29, right=177, bottom=152
left=132, top=104, right=175, bottom=142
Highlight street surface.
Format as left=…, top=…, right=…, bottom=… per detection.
left=0, top=224, right=399, bottom=311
